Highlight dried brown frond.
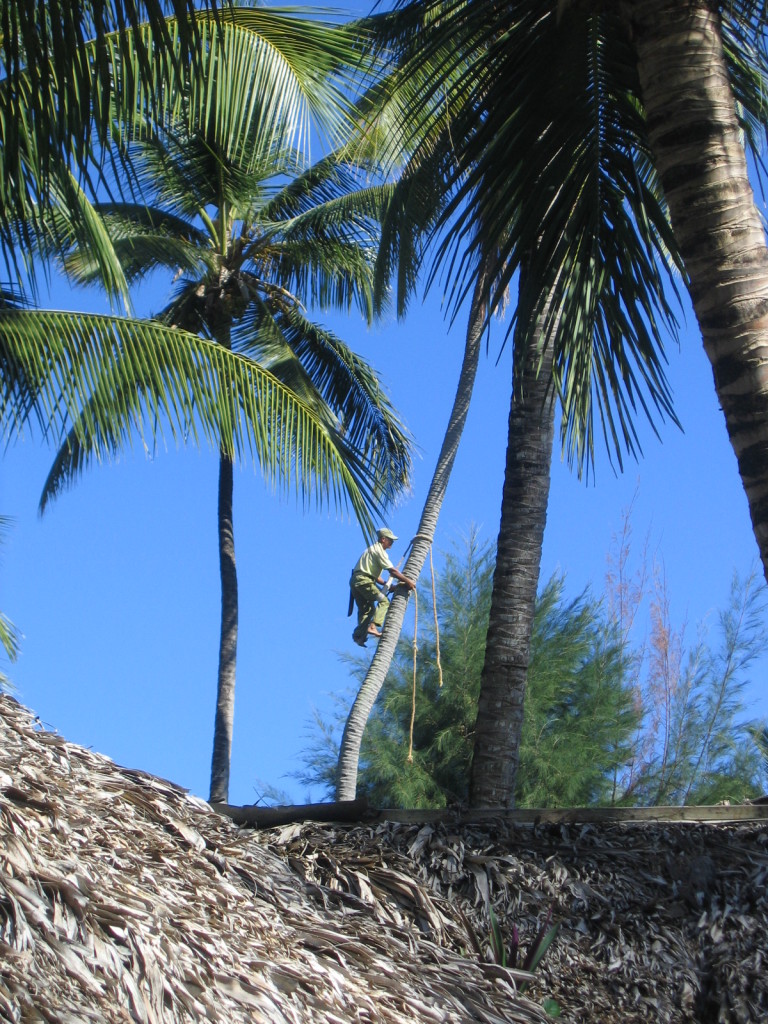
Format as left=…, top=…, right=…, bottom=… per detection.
left=0, top=696, right=548, bottom=1024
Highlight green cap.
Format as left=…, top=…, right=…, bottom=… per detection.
left=377, top=527, right=397, bottom=541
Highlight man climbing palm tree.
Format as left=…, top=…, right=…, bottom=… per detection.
left=349, top=528, right=416, bottom=647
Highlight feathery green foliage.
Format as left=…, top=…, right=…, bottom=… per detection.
left=300, top=530, right=767, bottom=808
left=621, top=568, right=768, bottom=807
left=749, top=723, right=768, bottom=787
left=299, top=532, right=638, bottom=807
left=514, top=577, right=639, bottom=808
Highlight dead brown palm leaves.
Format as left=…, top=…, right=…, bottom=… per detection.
left=2, top=693, right=767, bottom=1023
left=0, top=695, right=548, bottom=1024
left=268, top=816, right=768, bottom=1022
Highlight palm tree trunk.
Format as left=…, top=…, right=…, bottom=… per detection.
left=627, top=0, right=768, bottom=582
left=208, top=315, right=239, bottom=805
left=210, top=449, right=238, bottom=803
left=469, top=292, right=556, bottom=810
left=335, top=260, right=491, bottom=801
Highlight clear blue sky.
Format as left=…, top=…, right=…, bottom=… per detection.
left=2, top=4, right=767, bottom=806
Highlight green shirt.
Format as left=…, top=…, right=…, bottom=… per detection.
left=353, top=541, right=394, bottom=580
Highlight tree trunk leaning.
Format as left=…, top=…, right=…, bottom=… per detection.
left=628, top=0, right=768, bottom=582
left=335, top=265, right=491, bottom=801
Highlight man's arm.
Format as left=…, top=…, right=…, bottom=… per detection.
left=388, top=566, right=416, bottom=590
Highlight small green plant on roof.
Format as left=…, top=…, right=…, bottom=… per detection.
left=489, top=905, right=561, bottom=1016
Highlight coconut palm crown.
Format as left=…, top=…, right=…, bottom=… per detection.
left=0, top=6, right=381, bottom=469
left=375, top=0, right=768, bottom=557
left=39, top=142, right=412, bottom=518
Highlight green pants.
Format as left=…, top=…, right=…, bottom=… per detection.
left=350, top=571, right=388, bottom=641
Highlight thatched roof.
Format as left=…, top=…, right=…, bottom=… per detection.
left=269, top=814, right=768, bottom=1023
left=2, top=694, right=767, bottom=1023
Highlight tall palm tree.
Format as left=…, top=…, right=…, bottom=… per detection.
left=466, top=270, right=557, bottom=808
left=334, top=11, right=505, bottom=800
left=335, top=3, right=682, bottom=802
left=23, top=11, right=412, bottom=805
left=463, top=8, right=686, bottom=809
left=336, top=256, right=492, bottom=799
left=451, top=0, right=768, bottom=808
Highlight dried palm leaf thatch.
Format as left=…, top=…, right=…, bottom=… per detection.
left=263, top=811, right=768, bottom=1023
left=3, top=694, right=767, bottom=1024
left=0, top=696, right=550, bottom=1024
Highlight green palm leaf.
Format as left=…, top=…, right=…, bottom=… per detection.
left=0, top=0, right=206, bottom=269
left=367, top=1, right=686, bottom=473
left=231, top=299, right=411, bottom=507
left=121, top=11, right=365, bottom=172
left=0, top=4, right=365, bottom=287
left=0, top=307, right=382, bottom=528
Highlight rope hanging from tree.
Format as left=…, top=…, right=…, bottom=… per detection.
left=405, top=538, right=443, bottom=764
left=407, top=589, right=418, bottom=764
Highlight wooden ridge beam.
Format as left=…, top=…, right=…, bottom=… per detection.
left=213, top=799, right=768, bottom=828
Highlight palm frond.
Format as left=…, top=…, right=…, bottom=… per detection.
left=230, top=298, right=413, bottom=509
left=122, top=11, right=364, bottom=173
left=371, top=126, right=462, bottom=318
left=1, top=4, right=365, bottom=288
left=366, top=1, right=686, bottom=473
left=0, top=0, right=208, bottom=278
left=262, top=157, right=387, bottom=239
left=52, top=202, right=211, bottom=286
left=0, top=307, right=380, bottom=530
left=7, top=5, right=415, bottom=538
left=721, top=12, right=768, bottom=188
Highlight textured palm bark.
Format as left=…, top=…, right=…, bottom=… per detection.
left=469, top=317, right=556, bottom=810
left=626, top=0, right=768, bottom=581
left=209, top=451, right=238, bottom=804
left=335, top=265, right=490, bottom=801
